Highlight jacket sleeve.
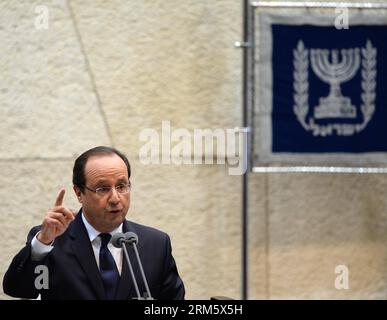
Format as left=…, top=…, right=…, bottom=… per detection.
left=2, top=226, right=45, bottom=299
left=159, top=234, right=185, bottom=300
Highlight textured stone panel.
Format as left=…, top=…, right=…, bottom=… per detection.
left=69, top=0, right=242, bottom=160
left=266, top=173, right=387, bottom=299
left=247, top=173, right=269, bottom=299
left=0, top=1, right=110, bottom=158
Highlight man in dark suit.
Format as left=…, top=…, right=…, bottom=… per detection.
left=3, top=146, right=185, bottom=300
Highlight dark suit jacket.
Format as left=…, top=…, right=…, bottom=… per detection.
left=3, top=212, right=185, bottom=300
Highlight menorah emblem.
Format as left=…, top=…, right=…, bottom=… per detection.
left=311, top=48, right=360, bottom=119
left=293, top=39, right=377, bottom=136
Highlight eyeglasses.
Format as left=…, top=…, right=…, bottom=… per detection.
left=84, top=183, right=131, bottom=197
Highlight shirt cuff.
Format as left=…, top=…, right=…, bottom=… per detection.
left=31, top=231, right=54, bottom=261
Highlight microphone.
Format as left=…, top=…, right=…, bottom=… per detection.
left=111, top=232, right=142, bottom=300
left=124, top=232, right=153, bottom=300
left=124, top=231, right=138, bottom=245
left=111, top=232, right=126, bottom=247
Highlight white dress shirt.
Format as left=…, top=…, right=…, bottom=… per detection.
left=31, top=212, right=123, bottom=275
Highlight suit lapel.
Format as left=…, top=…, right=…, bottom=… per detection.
left=69, top=212, right=105, bottom=300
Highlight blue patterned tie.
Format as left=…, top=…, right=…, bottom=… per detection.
left=99, top=233, right=120, bottom=299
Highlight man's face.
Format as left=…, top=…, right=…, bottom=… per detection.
left=74, top=154, right=130, bottom=233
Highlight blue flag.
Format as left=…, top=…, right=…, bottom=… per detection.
left=255, top=13, right=387, bottom=165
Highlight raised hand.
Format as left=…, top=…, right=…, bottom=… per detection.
left=37, top=188, right=75, bottom=245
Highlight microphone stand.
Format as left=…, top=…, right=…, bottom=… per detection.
left=112, top=232, right=154, bottom=300
left=127, top=238, right=153, bottom=300
left=120, top=241, right=142, bottom=299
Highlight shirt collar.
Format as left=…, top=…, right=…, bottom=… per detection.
left=81, top=210, right=123, bottom=243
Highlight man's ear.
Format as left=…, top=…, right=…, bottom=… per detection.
left=73, top=185, right=82, bottom=203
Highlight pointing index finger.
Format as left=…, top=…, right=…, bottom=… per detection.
left=55, top=188, right=66, bottom=207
